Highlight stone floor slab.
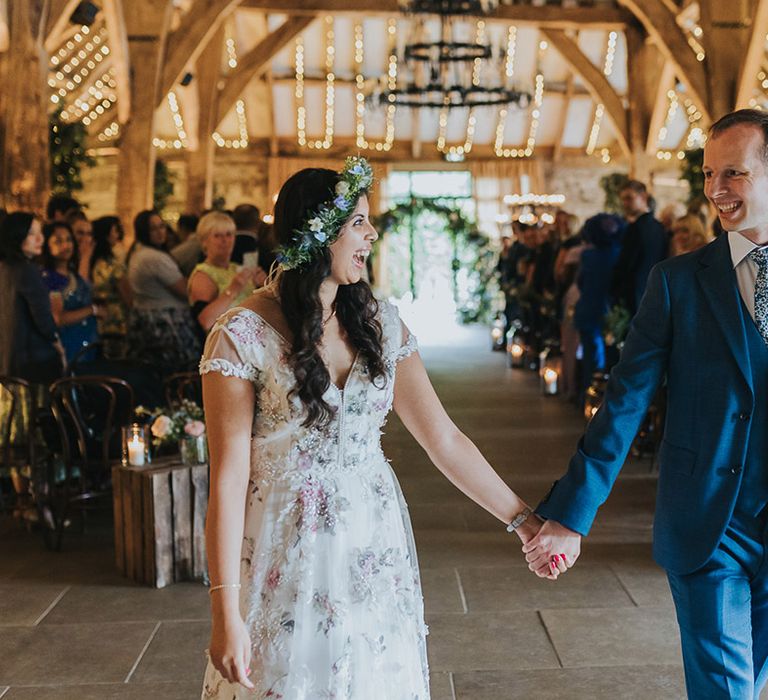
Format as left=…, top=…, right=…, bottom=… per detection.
left=426, top=611, right=559, bottom=672
left=421, top=568, right=465, bottom=614
left=41, top=583, right=209, bottom=625
left=452, top=666, right=686, bottom=699
left=610, top=559, right=675, bottom=608
left=129, top=620, right=210, bottom=684
left=0, top=584, right=69, bottom=626
left=0, top=622, right=156, bottom=685
left=2, top=681, right=202, bottom=699
left=429, top=672, right=455, bottom=700
left=460, top=564, right=634, bottom=612
left=540, top=607, right=683, bottom=668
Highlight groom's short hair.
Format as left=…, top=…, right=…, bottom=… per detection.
left=710, top=109, right=768, bottom=162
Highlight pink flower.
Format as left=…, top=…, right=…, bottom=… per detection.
left=266, top=566, right=282, bottom=590
left=184, top=420, right=206, bottom=437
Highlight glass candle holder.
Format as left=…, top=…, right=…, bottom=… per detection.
left=122, top=423, right=151, bottom=467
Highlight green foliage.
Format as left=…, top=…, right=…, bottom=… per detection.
left=374, top=198, right=497, bottom=324
left=153, top=159, right=176, bottom=214
left=49, top=109, right=96, bottom=195
left=604, top=303, right=632, bottom=347
left=680, top=148, right=704, bottom=205
left=599, top=172, right=629, bottom=214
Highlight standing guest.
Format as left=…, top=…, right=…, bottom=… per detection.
left=611, top=180, right=668, bottom=316
left=91, top=216, right=131, bottom=359
left=177, top=214, right=199, bottom=243
left=45, top=195, right=80, bottom=223
left=41, top=222, right=101, bottom=365
left=126, top=210, right=201, bottom=372
left=658, top=202, right=687, bottom=240
left=171, top=215, right=203, bottom=277
left=188, top=212, right=266, bottom=334
left=573, top=214, right=624, bottom=402
left=558, top=241, right=585, bottom=403
left=66, top=210, right=95, bottom=283
left=231, top=203, right=277, bottom=272
left=0, top=213, right=64, bottom=383
left=524, top=109, right=768, bottom=698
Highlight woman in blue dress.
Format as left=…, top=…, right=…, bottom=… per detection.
left=41, top=221, right=102, bottom=364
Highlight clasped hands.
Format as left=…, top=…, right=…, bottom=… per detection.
left=516, top=514, right=581, bottom=580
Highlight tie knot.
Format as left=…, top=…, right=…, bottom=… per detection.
left=749, top=247, right=768, bottom=269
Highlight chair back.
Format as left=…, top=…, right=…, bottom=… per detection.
left=49, top=376, right=135, bottom=481
left=163, top=371, right=202, bottom=408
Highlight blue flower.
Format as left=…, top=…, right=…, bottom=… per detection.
left=334, top=195, right=350, bottom=209
left=350, top=163, right=365, bottom=176
left=314, top=231, right=327, bottom=243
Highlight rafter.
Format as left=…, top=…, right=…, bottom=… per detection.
left=102, top=0, right=131, bottom=122
left=159, top=0, right=242, bottom=108
left=216, top=14, right=316, bottom=124
left=241, top=0, right=631, bottom=28
left=617, top=0, right=710, bottom=121
left=541, top=28, right=630, bottom=160
left=44, top=0, right=79, bottom=53
left=736, top=0, right=768, bottom=108
left=553, top=74, right=575, bottom=163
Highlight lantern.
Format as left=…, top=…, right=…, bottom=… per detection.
left=506, top=324, right=525, bottom=368
left=491, top=314, right=506, bottom=351
left=122, top=423, right=151, bottom=467
left=539, top=345, right=562, bottom=396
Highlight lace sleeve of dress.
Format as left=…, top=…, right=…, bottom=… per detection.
left=394, top=324, right=418, bottom=363
left=199, top=317, right=260, bottom=382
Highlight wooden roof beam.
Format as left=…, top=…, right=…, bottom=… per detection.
left=241, top=0, right=631, bottom=28
left=45, top=0, right=79, bottom=53
left=617, top=0, right=710, bottom=121
left=541, top=28, right=631, bottom=160
left=736, top=0, right=768, bottom=109
left=216, top=14, right=316, bottom=124
left=159, top=0, right=242, bottom=108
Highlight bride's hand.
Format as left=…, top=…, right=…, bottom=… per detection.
left=208, top=615, right=255, bottom=689
left=521, top=519, right=581, bottom=579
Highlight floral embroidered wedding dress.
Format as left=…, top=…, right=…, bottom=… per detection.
left=199, top=301, right=430, bottom=699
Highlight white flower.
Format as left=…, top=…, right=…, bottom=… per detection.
left=308, top=217, right=323, bottom=232
left=335, top=181, right=350, bottom=196
left=151, top=415, right=173, bottom=438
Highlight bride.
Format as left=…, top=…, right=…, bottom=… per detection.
left=200, top=157, right=563, bottom=699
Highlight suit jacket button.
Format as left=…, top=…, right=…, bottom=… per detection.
left=739, top=413, right=750, bottom=421
left=731, top=466, right=743, bottom=475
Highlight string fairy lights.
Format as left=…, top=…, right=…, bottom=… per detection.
left=586, top=31, right=617, bottom=157
left=354, top=18, right=397, bottom=151
left=296, top=16, right=336, bottom=149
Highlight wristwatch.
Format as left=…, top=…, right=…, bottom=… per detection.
left=506, top=507, right=532, bottom=533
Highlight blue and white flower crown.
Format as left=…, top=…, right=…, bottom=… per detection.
left=277, top=156, right=374, bottom=270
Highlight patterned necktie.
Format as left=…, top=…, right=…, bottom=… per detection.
left=750, top=247, right=768, bottom=345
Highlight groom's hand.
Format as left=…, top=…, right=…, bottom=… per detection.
left=521, top=519, right=581, bottom=579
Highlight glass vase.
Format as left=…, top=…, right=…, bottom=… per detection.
left=179, top=434, right=208, bottom=465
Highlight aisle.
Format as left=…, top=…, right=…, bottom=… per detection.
left=387, top=324, right=687, bottom=699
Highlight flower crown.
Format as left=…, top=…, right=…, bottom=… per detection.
left=277, top=156, right=374, bottom=270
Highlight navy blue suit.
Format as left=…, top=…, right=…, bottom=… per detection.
left=538, top=234, right=768, bottom=697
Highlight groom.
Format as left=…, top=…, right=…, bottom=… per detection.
left=523, top=109, right=768, bottom=698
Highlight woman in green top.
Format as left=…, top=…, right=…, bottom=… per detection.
left=188, top=212, right=267, bottom=333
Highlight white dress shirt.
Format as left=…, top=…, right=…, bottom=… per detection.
left=728, top=231, right=761, bottom=322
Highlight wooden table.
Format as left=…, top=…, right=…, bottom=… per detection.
left=112, top=456, right=208, bottom=588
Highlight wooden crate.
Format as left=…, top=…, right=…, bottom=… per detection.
left=112, top=456, right=208, bottom=588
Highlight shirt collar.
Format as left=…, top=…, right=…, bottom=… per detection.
left=728, top=230, right=760, bottom=268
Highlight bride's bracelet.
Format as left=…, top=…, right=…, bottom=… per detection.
left=506, top=507, right=532, bottom=533
left=208, top=583, right=241, bottom=595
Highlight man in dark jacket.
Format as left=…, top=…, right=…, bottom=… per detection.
left=611, top=180, right=668, bottom=315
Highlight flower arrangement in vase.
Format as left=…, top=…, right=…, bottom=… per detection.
left=135, top=399, right=207, bottom=465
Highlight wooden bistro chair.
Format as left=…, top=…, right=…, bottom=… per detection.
left=46, top=375, right=134, bottom=550
left=163, top=371, right=202, bottom=408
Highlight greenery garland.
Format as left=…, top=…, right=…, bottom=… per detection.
left=49, top=108, right=95, bottom=195
left=374, top=198, right=497, bottom=324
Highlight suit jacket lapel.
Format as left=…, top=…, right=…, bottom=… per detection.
left=696, top=235, right=752, bottom=391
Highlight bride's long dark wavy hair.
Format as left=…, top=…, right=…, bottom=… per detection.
left=275, top=168, right=386, bottom=428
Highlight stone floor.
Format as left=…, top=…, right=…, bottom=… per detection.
left=0, top=326, right=688, bottom=699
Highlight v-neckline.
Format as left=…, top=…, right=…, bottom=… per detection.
left=232, top=306, right=359, bottom=393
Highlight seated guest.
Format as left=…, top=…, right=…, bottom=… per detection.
left=91, top=216, right=131, bottom=358
left=171, top=214, right=203, bottom=277
left=41, top=222, right=101, bottom=365
left=0, top=212, right=64, bottom=383
left=126, top=210, right=201, bottom=372
left=574, top=213, right=624, bottom=403
left=188, top=211, right=266, bottom=333
left=670, top=214, right=708, bottom=256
